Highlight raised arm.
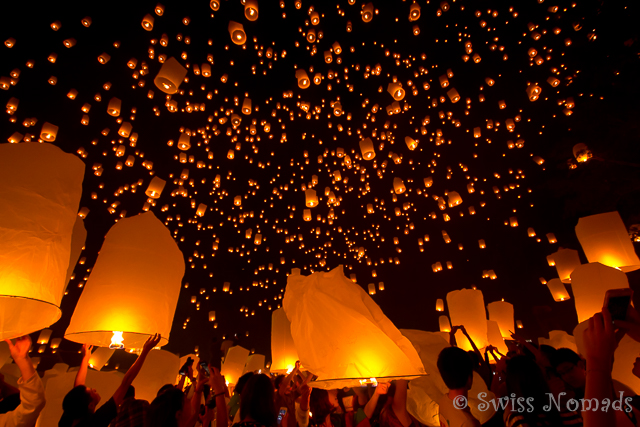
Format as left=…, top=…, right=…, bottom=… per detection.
left=209, top=366, right=228, bottom=427
left=74, top=343, right=93, bottom=387
left=112, top=334, right=161, bottom=406
left=280, top=360, right=300, bottom=397
left=391, top=380, right=412, bottom=426
left=364, top=382, right=388, bottom=419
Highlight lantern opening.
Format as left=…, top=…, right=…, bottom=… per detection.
left=109, top=331, right=125, bottom=349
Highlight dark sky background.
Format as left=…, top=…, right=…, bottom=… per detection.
left=1, top=0, right=639, bottom=372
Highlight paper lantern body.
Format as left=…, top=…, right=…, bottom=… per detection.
left=486, top=301, right=514, bottom=339
left=0, top=142, right=84, bottom=340
left=244, top=354, right=266, bottom=374
left=547, top=278, right=571, bottom=302
left=222, top=345, right=250, bottom=386
left=486, top=320, right=509, bottom=357
left=88, top=348, right=115, bottom=371
left=551, top=248, right=581, bottom=283
left=65, top=212, right=185, bottom=348
left=154, top=57, right=188, bottom=94
left=283, top=266, right=425, bottom=387
left=570, top=262, right=629, bottom=323
left=612, top=336, right=640, bottom=394
left=575, top=211, right=640, bottom=272
left=446, top=289, right=488, bottom=350
left=538, top=330, right=577, bottom=353
left=271, top=307, right=299, bottom=374
left=131, top=349, right=180, bottom=403
left=438, top=316, right=450, bottom=333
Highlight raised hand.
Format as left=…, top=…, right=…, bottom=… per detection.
left=209, top=366, right=226, bottom=395
left=5, top=336, right=32, bottom=360
left=142, top=333, right=161, bottom=353
left=584, top=308, right=617, bottom=370
left=374, top=382, right=390, bottom=395
left=81, top=343, right=93, bottom=362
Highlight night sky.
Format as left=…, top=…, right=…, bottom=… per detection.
left=1, top=0, right=639, bottom=371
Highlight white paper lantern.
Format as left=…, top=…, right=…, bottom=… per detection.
left=271, top=307, right=299, bottom=374
left=446, top=289, right=488, bottom=350
left=88, top=348, right=115, bottom=371
left=221, top=346, right=250, bottom=386
left=570, top=262, right=629, bottom=323
left=65, top=212, right=185, bottom=348
left=243, top=354, right=266, bottom=374
left=0, top=142, right=84, bottom=340
left=131, top=349, right=180, bottom=404
left=547, top=278, right=571, bottom=302
left=612, top=336, right=640, bottom=394
left=575, top=211, right=640, bottom=272
left=486, top=301, right=514, bottom=339
left=550, top=248, right=581, bottom=283
left=283, top=266, right=425, bottom=388
left=154, top=57, right=188, bottom=94
left=486, top=320, right=509, bottom=358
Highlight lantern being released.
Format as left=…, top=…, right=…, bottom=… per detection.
left=575, top=211, right=640, bottom=272
left=65, top=212, right=185, bottom=348
left=271, top=308, right=299, bottom=374
left=550, top=248, right=582, bottom=283
left=0, top=142, right=84, bottom=340
left=283, top=266, right=425, bottom=388
left=221, top=345, right=250, bottom=386
left=486, top=301, right=514, bottom=339
left=570, top=262, right=629, bottom=323
left=446, top=289, right=489, bottom=350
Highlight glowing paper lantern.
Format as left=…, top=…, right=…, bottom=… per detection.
left=438, top=315, right=451, bottom=333
left=575, top=211, right=640, bottom=272
left=538, top=330, right=577, bottom=353
left=88, top=347, right=115, bottom=371
left=0, top=142, right=84, bottom=340
left=359, top=137, right=375, bottom=160
left=612, top=336, right=640, bottom=394
left=550, top=248, right=581, bottom=283
left=486, top=301, right=514, bottom=339
left=570, top=262, right=629, bottom=323
left=283, top=266, right=425, bottom=388
left=446, top=289, right=488, bottom=351
left=65, top=212, right=185, bottom=348
left=271, top=307, right=299, bottom=374
left=305, top=189, right=318, bottom=207
left=228, top=21, right=247, bottom=45
left=146, top=177, right=166, bottom=199
left=221, top=346, right=250, bottom=386
left=486, top=320, right=509, bottom=358
left=547, top=279, right=571, bottom=302
left=435, top=299, right=444, bottom=312
left=244, top=0, right=258, bottom=21
left=37, top=329, right=53, bottom=345
left=243, top=354, right=265, bottom=374
left=393, top=177, right=406, bottom=194
left=154, top=57, right=188, bottom=94
left=296, top=69, right=310, bottom=89
left=129, top=349, right=179, bottom=403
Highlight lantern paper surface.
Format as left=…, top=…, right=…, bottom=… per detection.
left=547, top=278, right=571, bottom=302
left=88, top=347, right=115, bottom=371
left=65, top=212, right=185, bottom=348
left=132, top=349, right=180, bottom=403
left=551, top=248, right=581, bottom=283
left=446, top=289, right=489, bottom=350
left=243, top=354, right=266, bottom=374
left=64, top=217, right=87, bottom=292
left=612, top=335, right=640, bottom=394
left=538, top=330, right=577, bottom=353
left=402, top=330, right=496, bottom=426
left=486, top=320, right=509, bottom=357
left=0, top=142, right=84, bottom=340
left=221, top=345, right=250, bottom=386
left=486, top=301, right=514, bottom=339
left=0, top=342, right=11, bottom=368
left=570, top=262, right=629, bottom=323
left=575, top=211, right=640, bottom=272
left=270, top=307, right=299, bottom=374
left=283, top=266, right=425, bottom=388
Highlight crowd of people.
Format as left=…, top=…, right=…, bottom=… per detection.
left=0, top=305, right=640, bottom=427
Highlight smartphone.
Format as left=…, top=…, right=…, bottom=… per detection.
left=604, top=288, right=634, bottom=321
left=200, top=360, right=211, bottom=375
left=179, top=357, right=194, bottom=376
left=277, top=407, right=288, bottom=425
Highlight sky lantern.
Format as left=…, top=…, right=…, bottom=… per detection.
left=447, top=191, right=462, bottom=207
left=486, top=320, right=509, bottom=357
left=244, top=0, right=258, bottom=21
left=107, top=97, right=121, bottom=116
left=305, top=189, right=318, bottom=207
left=409, top=3, right=420, bottom=21
left=359, top=137, right=375, bottom=160
left=575, top=211, right=640, bottom=272
left=435, top=299, right=444, bottom=311
left=547, top=278, right=571, bottom=302
left=145, top=177, right=166, bottom=199
left=387, top=82, right=405, bottom=101
left=0, top=142, right=84, bottom=340
left=228, top=21, right=247, bottom=45
left=296, top=69, right=310, bottom=89
left=142, top=13, right=154, bottom=30
left=446, top=289, right=488, bottom=351
left=438, top=315, right=451, bottom=332
left=362, top=3, right=374, bottom=22
left=393, top=177, right=406, bottom=194
left=40, top=122, right=58, bottom=142
left=550, top=248, right=581, bottom=283
left=486, top=301, right=514, bottom=339
left=271, top=307, right=300, bottom=374
left=244, top=354, right=266, bottom=374
left=154, top=57, right=188, bottom=94
left=65, top=212, right=185, bottom=349
left=221, top=345, right=250, bottom=386
left=283, top=267, right=425, bottom=388
left=405, top=136, right=418, bottom=150
left=132, top=350, right=180, bottom=403
left=570, top=262, right=629, bottom=323
left=573, top=143, right=592, bottom=163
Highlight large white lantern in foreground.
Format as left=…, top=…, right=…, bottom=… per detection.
left=65, top=212, right=184, bottom=348
left=0, top=142, right=84, bottom=340
left=270, top=308, right=299, bottom=374
left=575, top=211, right=640, bottom=272
left=570, top=262, right=629, bottom=323
left=221, top=345, right=250, bottom=386
left=283, top=266, right=425, bottom=388
left=486, top=301, right=514, bottom=339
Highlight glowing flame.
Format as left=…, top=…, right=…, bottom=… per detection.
left=109, top=331, right=125, bottom=349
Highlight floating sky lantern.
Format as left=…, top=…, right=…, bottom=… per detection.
left=446, top=289, right=488, bottom=351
